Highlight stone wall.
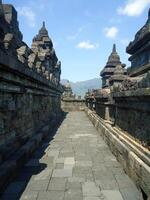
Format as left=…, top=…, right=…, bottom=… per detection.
left=113, top=89, right=150, bottom=146
left=61, top=99, right=86, bottom=112
left=85, top=108, right=150, bottom=197
left=85, top=10, right=150, bottom=148
left=88, top=88, right=150, bottom=147
left=0, top=2, right=63, bottom=165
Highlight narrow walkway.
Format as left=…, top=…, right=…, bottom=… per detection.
left=2, top=112, right=142, bottom=200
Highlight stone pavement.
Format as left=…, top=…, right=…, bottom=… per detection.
left=1, top=112, right=143, bottom=200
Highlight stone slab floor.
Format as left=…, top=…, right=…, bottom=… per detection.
left=1, top=112, right=143, bottom=200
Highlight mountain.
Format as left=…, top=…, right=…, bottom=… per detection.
left=61, top=78, right=101, bottom=97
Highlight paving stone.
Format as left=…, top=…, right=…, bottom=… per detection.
left=26, top=180, right=49, bottom=191
left=56, top=157, right=65, bottom=164
left=115, top=174, right=136, bottom=189
left=82, top=182, right=101, bottom=197
left=76, top=161, right=92, bottom=167
left=20, top=191, right=38, bottom=200
left=55, top=163, right=64, bottom=169
left=68, top=177, right=85, bottom=183
left=101, top=190, right=124, bottom=200
left=95, top=179, right=119, bottom=190
left=64, top=189, right=82, bottom=200
left=48, top=178, right=67, bottom=191
left=1, top=112, right=142, bottom=199
left=66, top=181, right=82, bottom=190
left=93, top=170, right=114, bottom=181
left=52, top=169, right=72, bottom=178
left=37, top=191, right=64, bottom=200
left=47, top=150, right=59, bottom=159
left=59, top=152, right=74, bottom=158
left=84, top=197, right=101, bottom=200
left=120, top=188, right=143, bottom=200
left=64, top=157, right=75, bottom=165
left=32, top=169, right=52, bottom=180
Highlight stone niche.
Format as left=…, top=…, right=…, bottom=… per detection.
left=0, top=1, right=63, bottom=163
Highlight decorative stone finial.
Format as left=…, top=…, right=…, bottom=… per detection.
left=38, top=21, right=48, bottom=37
left=43, top=21, right=45, bottom=28
left=112, top=44, right=116, bottom=53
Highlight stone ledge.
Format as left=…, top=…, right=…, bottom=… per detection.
left=113, top=88, right=150, bottom=98
left=85, top=108, right=150, bottom=197
left=0, top=115, right=63, bottom=193
left=0, top=50, right=63, bottom=94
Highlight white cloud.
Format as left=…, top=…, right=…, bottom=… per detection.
left=117, top=0, right=150, bottom=16
left=76, top=40, right=99, bottom=50
left=17, top=6, right=36, bottom=27
left=104, top=26, right=119, bottom=39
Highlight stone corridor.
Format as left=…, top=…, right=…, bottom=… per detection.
left=1, top=112, right=143, bottom=200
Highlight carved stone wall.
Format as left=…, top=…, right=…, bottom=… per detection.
left=61, top=99, right=85, bottom=112
left=85, top=10, right=150, bottom=148
left=0, top=2, right=63, bottom=164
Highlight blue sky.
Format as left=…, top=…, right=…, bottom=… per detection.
left=3, top=0, right=150, bottom=82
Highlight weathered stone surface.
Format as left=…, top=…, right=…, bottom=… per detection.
left=48, top=178, right=67, bottom=191
left=0, top=1, right=63, bottom=194
left=1, top=112, right=142, bottom=199
left=82, top=182, right=101, bottom=196
left=127, top=9, right=150, bottom=75
left=37, top=191, right=64, bottom=200
left=61, top=81, right=86, bottom=112
left=101, top=190, right=124, bottom=200
left=86, top=108, right=150, bottom=197
left=52, top=169, right=72, bottom=178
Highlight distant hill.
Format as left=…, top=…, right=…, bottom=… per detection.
left=61, top=78, right=101, bottom=97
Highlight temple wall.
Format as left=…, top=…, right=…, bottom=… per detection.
left=89, top=89, right=150, bottom=147
left=85, top=108, right=150, bottom=197
left=61, top=100, right=86, bottom=112
left=95, top=102, right=115, bottom=122
left=114, top=90, right=150, bottom=146
left=0, top=2, right=63, bottom=167
left=0, top=53, right=63, bottom=164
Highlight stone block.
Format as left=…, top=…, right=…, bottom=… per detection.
left=82, top=182, right=101, bottom=197
left=48, top=178, right=67, bottom=191
left=52, top=169, right=72, bottom=178
left=101, top=190, right=124, bottom=200
left=37, top=191, right=64, bottom=200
